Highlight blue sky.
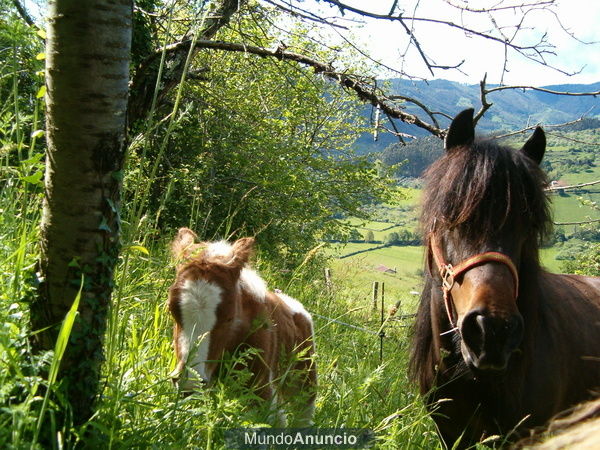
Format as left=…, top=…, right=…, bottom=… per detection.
left=319, top=0, right=600, bottom=86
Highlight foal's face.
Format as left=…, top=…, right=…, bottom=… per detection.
left=168, top=230, right=254, bottom=391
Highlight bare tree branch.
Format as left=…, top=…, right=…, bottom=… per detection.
left=388, top=94, right=441, bottom=128
left=318, top=0, right=556, bottom=53
left=183, top=38, right=445, bottom=136
left=553, top=218, right=600, bottom=225
left=442, top=0, right=556, bottom=13
left=261, top=0, right=350, bottom=29
left=474, top=74, right=493, bottom=126
left=546, top=180, right=600, bottom=192
left=492, top=116, right=587, bottom=139
left=546, top=131, right=600, bottom=146
left=288, top=0, right=588, bottom=79
left=543, top=7, right=600, bottom=45
left=486, top=85, right=600, bottom=96
left=396, top=16, right=435, bottom=76
left=12, top=0, right=35, bottom=27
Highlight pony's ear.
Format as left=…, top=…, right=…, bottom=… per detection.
left=171, top=227, right=198, bottom=260
left=445, top=108, right=475, bottom=150
left=520, top=126, right=546, bottom=165
left=229, top=237, right=255, bottom=268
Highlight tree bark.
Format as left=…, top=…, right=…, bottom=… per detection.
left=31, top=0, right=132, bottom=424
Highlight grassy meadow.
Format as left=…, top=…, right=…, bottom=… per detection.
left=0, top=170, right=440, bottom=447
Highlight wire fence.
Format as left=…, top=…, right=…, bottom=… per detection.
left=312, top=270, right=419, bottom=363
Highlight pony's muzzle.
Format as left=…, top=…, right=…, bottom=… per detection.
left=460, top=310, right=524, bottom=371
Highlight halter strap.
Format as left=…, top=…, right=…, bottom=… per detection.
left=429, top=234, right=520, bottom=328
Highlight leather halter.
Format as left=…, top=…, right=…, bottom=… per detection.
left=429, top=233, right=520, bottom=329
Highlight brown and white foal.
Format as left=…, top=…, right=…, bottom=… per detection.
left=167, top=228, right=316, bottom=426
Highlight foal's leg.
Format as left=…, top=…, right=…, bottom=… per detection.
left=295, top=396, right=315, bottom=428
left=248, top=356, right=287, bottom=426
left=266, top=382, right=288, bottom=427
left=280, top=356, right=317, bottom=427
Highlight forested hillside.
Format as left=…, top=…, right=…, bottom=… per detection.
left=354, top=79, right=600, bottom=154
left=380, top=125, right=600, bottom=180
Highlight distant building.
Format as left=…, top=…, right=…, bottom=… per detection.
left=375, top=264, right=397, bottom=274
left=550, top=180, right=567, bottom=195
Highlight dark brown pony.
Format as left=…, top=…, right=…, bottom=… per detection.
left=409, top=109, right=600, bottom=448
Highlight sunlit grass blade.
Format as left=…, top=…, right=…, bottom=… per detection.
left=32, top=276, right=83, bottom=447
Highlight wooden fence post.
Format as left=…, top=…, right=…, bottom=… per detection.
left=380, top=282, right=385, bottom=364
left=324, top=268, right=332, bottom=293
left=372, top=281, right=379, bottom=310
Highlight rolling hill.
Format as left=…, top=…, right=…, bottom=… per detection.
left=355, top=79, right=600, bottom=154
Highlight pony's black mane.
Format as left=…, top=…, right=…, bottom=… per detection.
left=421, top=138, right=552, bottom=249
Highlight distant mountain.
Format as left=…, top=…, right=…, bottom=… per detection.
left=354, top=79, right=600, bottom=154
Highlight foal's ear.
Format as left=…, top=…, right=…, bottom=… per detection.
left=445, top=108, right=475, bottom=150
left=230, top=237, right=255, bottom=267
left=171, top=227, right=198, bottom=260
left=520, top=126, right=546, bottom=165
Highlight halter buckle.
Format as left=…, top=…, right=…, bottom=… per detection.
left=441, top=264, right=455, bottom=291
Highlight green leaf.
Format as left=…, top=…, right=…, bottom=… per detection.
left=68, top=257, right=80, bottom=268
left=34, top=276, right=83, bottom=443
left=36, top=85, right=46, bottom=98
left=99, top=217, right=112, bottom=232
left=37, top=29, right=47, bottom=39
left=35, top=52, right=45, bottom=60
left=21, top=153, right=44, bottom=166
left=126, top=245, right=150, bottom=256
left=106, top=198, right=117, bottom=213
left=31, top=129, right=44, bottom=139
left=21, top=171, right=43, bottom=185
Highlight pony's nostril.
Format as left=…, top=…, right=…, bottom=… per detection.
left=476, top=314, right=486, bottom=336
left=461, top=311, right=486, bottom=357
left=461, top=311, right=524, bottom=370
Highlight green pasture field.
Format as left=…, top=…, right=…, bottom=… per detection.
left=331, top=224, right=570, bottom=296
left=395, top=187, right=421, bottom=206
left=550, top=191, right=600, bottom=225
left=540, top=247, right=562, bottom=273
left=328, top=243, right=424, bottom=314
left=543, top=136, right=600, bottom=228
left=560, top=164, right=600, bottom=185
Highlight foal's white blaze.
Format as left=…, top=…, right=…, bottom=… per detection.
left=177, top=278, right=223, bottom=389
left=240, top=268, right=267, bottom=302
